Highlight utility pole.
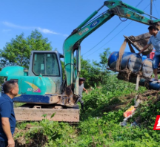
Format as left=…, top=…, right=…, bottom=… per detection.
left=150, top=0, right=153, bottom=20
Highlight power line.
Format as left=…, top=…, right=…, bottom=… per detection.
left=85, top=3, right=150, bottom=58
left=143, top=3, right=150, bottom=11
left=153, top=1, right=160, bottom=18
left=86, top=22, right=132, bottom=58
left=82, top=0, right=144, bottom=56
left=82, top=22, right=122, bottom=56
left=84, top=2, right=150, bottom=58
left=150, top=0, right=153, bottom=19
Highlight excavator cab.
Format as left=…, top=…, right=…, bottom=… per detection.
left=29, top=52, right=61, bottom=77
left=28, top=51, right=64, bottom=94
left=0, top=50, right=80, bottom=122
left=0, top=51, right=64, bottom=102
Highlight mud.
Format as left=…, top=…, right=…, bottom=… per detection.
left=15, top=124, right=47, bottom=147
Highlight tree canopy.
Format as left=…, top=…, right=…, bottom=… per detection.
left=80, top=48, right=110, bottom=87
left=0, top=30, right=52, bottom=69
left=0, top=29, right=110, bottom=88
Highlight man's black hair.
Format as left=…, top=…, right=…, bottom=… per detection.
left=3, top=80, right=17, bottom=94
left=148, top=25, right=159, bottom=31
left=79, top=78, right=85, bottom=81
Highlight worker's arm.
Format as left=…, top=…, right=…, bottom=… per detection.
left=138, top=44, right=151, bottom=54
left=83, top=88, right=88, bottom=93
left=1, top=118, right=15, bottom=147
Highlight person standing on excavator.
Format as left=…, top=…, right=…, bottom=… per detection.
left=139, top=26, right=160, bottom=81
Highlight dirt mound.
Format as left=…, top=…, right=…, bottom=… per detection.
left=138, top=90, right=159, bottom=102
left=103, top=90, right=160, bottom=112
left=15, top=124, right=47, bottom=147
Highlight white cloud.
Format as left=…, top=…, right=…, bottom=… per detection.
left=2, top=21, right=30, bottom=29
left=37, top=27, right=58, bottom=35
left=2, top=21, right=68, bottom=36
left=2, top=29, right=11, bottom=32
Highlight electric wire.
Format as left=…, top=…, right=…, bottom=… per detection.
left=82, top=0, right=144, bottom=56
left=85, top=3, right=150, bottom=58
left=82, top=22, right=122, bottom=55
left=143, top=3, right=150, bottom=11
left=153, top=0, right=160, bottom=18
left=85, top=22, right=132, bottom=58
left=86, top=4, right=150, bottom=58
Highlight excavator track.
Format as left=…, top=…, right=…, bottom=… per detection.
left=14, top=104, right=80, bottom=123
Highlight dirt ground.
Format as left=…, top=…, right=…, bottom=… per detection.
left=101, top=90, right=160, bottom=117
left=15, top=124, right=47, bottom=147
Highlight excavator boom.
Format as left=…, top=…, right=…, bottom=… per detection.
left=63, top=0, right=160, bottom=99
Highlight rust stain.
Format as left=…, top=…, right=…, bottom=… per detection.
left=126, top=14, right=131, bottom=18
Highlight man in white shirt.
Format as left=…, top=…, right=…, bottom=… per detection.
left=139, top=26, right=160, bottom=81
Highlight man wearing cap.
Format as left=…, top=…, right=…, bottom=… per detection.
left=139, top=26, right=160, bottom=81
left=78, top=78, right=88, bottom=111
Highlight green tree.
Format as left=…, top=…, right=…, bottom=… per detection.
left=80, top=48, right=111, bottom=87
left=0, top=68, right=4, bottom=87
left=61, top=60, right=65, bottom=79
left=80, top=58, right=92, bottom=87
left=0, top=30, right=52, bottom=69
left=92, top=48, right=111, bottom=84
left=27, top=30, right=52, bottom=51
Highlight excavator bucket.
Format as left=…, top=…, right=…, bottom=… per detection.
left=124, top=32, right=153, bottom=55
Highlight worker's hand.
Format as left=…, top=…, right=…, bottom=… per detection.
left=85, top=90, right=88, bottom=94
left=8, top=138, right=15, bottom=147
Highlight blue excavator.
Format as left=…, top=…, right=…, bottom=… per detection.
left=0, top=0, right=159, bottom=122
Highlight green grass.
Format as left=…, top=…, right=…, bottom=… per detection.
left=14, top=103, right=25, bottom=108
left=14, top=76, right=160, bottom=147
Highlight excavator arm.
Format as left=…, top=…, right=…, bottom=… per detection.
left=63, top=0, right=160, bottom=101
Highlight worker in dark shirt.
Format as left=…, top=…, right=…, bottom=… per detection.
left=78, top=78, right=88, bottom=111
left=0, top=80, right=19, bottom=147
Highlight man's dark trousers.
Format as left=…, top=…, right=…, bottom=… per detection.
left=0, top=141, right=7, bottom=147
left=77, top=97, right=84, bottom=110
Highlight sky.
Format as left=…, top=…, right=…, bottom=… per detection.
left=0, top=0, right=160, bottom=62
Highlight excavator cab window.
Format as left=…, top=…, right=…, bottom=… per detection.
left=33, top=52, right=60, bottom=76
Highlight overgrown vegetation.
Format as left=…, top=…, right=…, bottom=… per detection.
left=1, top=31, right=160, bottom=147
left=61, top=48, right=110, bottom=88
left=14, top=76, right=160, bottom=147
